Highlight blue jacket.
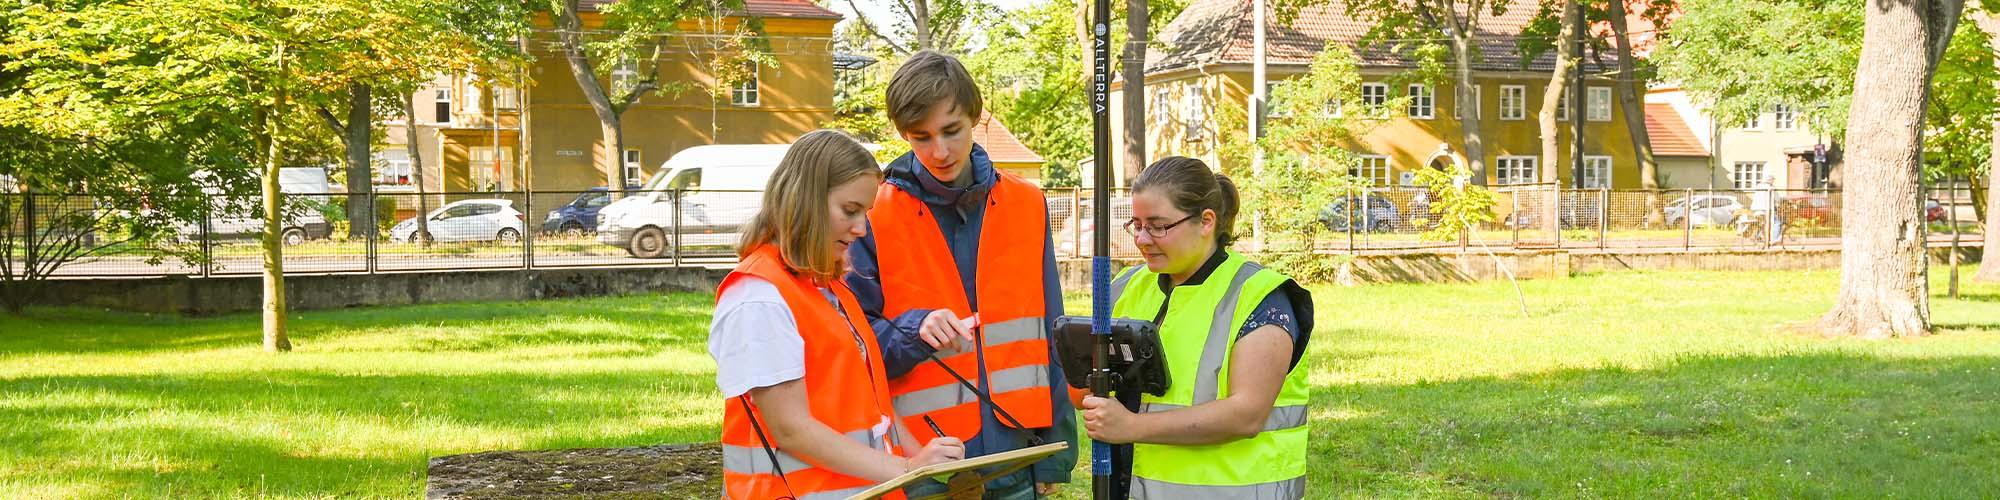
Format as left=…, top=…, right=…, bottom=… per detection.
left=845, top=145, right=1079, bottom=488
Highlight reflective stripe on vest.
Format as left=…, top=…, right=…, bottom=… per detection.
left=1132, top=476, right=1306, bottom=500
left=1141, top=403, right=1308, bottom=432
left=721, top=428, right=885, bottom=477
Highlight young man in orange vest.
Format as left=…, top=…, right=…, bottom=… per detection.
left=845, top=50, right=1078, bottom=499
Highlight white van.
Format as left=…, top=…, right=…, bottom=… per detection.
left=596, top=145, right=789, bottom=258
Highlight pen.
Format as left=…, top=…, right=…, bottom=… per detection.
left=922, top=415, right=946, bottom=440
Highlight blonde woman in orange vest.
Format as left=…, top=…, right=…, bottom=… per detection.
left=710, top=130, right=965, bottom=500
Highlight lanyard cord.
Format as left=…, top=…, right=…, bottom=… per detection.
left=737, top=395, right=800, bottom=500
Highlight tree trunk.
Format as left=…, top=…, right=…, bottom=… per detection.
left=1538, top=0, right=1579, bottom=234
left=1608, top=0, right=1663, bottom=225
left=557, top=0, right=630, bottom=190
left=1818, top=0, right=1963, bottom=338
left=1974, top=12, right=2000, bottom=283
left=343, top=84, right=373, bottom=240
left=1121, top=0, right=1148, bottom=183
left=1456, top=34, right=1488, bottom=188
left=1076, top=0, right=1093, bottom=86
left=261, top=51, right=292, bottom=353
left=912, top=0, right=934, bottom=51
left=403, top=94, right=431, bottom=246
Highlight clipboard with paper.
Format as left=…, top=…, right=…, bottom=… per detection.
left=845, top=442, right=1070, bottom=500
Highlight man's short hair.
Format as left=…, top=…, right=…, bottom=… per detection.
left=886, top=50, right=984, bottom=131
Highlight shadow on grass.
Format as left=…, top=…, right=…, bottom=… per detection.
left=1310, top=353, right=2000, bottom=497
left=0, top=369, right=722, bottom=497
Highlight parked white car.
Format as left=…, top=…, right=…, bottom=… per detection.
left=1664, top=194, right=1745, bottom=227
left=597, top=145, right=788, bottom=258
left=389, top=199, right=525, bottom=244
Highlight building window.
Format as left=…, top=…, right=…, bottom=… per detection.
left=623, top=149, right=643, bottom=188
left=1732, top=161, right=1767, bottom=189
left=731, top=62, right=760, bottom=107
left=1183, top=89, right=1206, bottom=139
left=434, top=88, right=452, bottom=124
left=1361, top=82, right=1388, bottom=117
left=1351, top=155, right=1392, bottom=186
left=1407, top=84, right=1434, bottom=119
left=1744, top=112, right=1761, bottom=130
left=376, top=151, right=412, bottom=186
left=468, top=147, right=514, bottom=191
left=494, top=85, right=519, bottom=110
left=1553, top=87, right=1570, bottom=121
left=1587, top=87, right=1612, bottom=122
left=1500, top=85, right=1526, bottom=120
left=1152, top=88, right=1172, bottom=126
left=1773, top=104, right=1796, bottom=130
left=1497, top=156, right=1539, bottom=185
left=1582, top=156, right=1612, bottom=189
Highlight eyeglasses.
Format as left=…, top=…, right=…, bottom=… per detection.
left=1123, top=214, right=1197, bottom=238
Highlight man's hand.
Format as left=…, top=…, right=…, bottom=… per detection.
left=917, top=309, right=975, bottom=352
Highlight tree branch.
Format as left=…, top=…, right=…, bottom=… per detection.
left=847, top=0, right=912, bottom=55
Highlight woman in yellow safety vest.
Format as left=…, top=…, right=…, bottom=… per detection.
left=1078, top=156, right=1315, bottom=499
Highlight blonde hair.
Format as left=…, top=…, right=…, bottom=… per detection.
left=737, top=130, right=882, bottom=282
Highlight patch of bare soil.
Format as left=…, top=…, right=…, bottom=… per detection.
left=426, top=442, right=722, bottom=499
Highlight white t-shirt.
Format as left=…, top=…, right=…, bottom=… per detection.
left=708, top=276, right=810, bottom=399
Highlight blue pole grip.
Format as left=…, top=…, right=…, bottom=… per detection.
left=1092, top=441, right=1112, bottom=475
left=1091, top=257, right=1110, bottom=333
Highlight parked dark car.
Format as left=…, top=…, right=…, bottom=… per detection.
left=1319, top=193, right=1401, bottom=232
left=541, top=187, right=610, bottom=234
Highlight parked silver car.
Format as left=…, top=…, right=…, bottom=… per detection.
left=1664, top=195, right=1744, bottom=227
left=389, top=199, right=525, bottom=244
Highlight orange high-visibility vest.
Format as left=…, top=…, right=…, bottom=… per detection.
left=719, top=244, right=905, bottom=500
left=868, top=171, right=1054, bottom=443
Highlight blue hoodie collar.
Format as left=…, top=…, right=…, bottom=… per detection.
left=885, top=144, right=997, bottom=210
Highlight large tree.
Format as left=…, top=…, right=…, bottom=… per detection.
left=1970, top=11, right=2000, bottom=283
left=1818, top=0, right=1964, bottom=338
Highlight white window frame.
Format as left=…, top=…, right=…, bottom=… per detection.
left=1581, top=155, right=1613, bottom=189
left=1407, top=83, right=1435, bottom=119
left=1587, top=86, right=1612, bottom=122
left=1553, top=87, right=1570, bottom=121
left=1265, top=82, right=1289, bottom=118
left=1152, top=87, right=1173, bottom=126
left=375, top=152, right=413, bottom=186
left=623, top=149, right=644, bottom=188
left=1351, top=155, right=1392, bottom=186
left=1773, top=104, right=1796, bottom=130
left=1743, top=112, right=1761, bottom=130
left=433, top=88, right=452, bottom=124
left=1361, top=82, right=1389, bottom=118
left=1183, top=88, right=1206, bottom=139
left=1457, top=84, right=1481, bottom=120
left=1497, top=156, right=1539, bottom=185
left=1732, top=161, right=1767, bottom=189
left=731, top=62, right=761, bottom=107
left=1500, top=85, right=1526, bottom=120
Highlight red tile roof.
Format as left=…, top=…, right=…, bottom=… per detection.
left=1645, top=103, right=1707, bottom=157
left=973, top=113, right=1045, bottom=165
left=1150, top=0, right=1621, bottom=75
left=579, top=0, right=841, bottom=20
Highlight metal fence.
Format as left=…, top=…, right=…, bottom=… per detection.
left=2, top=186, right=1986, bottom=278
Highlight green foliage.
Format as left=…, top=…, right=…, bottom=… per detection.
left=1221, top=45, right=1402, bottom=251
left=965, top=0, right=1092, bottom=187
left=1410, top=162, right=1497, bottom=242
left=1656, top=0, right=1996, bottom=176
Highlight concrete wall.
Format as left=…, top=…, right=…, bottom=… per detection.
left=34, top=267, right=728, bottom=316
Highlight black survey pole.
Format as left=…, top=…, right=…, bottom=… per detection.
left=1088, top=0, right=1114, bottom=495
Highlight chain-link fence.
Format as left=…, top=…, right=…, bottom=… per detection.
left=2, top=186, right=1987, bottom=278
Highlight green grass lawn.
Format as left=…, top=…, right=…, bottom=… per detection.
left=3, top=267, right=1998, bottom=498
